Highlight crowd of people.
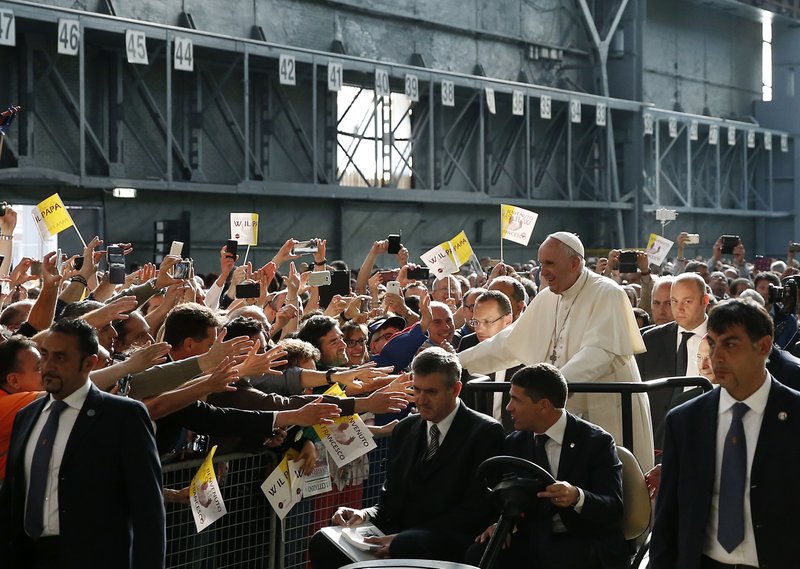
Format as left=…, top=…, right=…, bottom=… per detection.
left=0, top=199, right=797, bottom=569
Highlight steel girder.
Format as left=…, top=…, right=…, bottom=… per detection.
left=642, top=109, right=787, bottom=217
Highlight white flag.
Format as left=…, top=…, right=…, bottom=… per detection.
left=421, top=243, right=459, bottom=279
left=645, top=234, right=674, bottom=266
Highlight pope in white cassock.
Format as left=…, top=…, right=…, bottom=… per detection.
left=459, top=231, right=655, bottom=469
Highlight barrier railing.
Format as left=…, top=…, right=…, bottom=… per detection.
left=464, top=376, right=714, bottom=450
left=161, top=439, right=392, bottom=569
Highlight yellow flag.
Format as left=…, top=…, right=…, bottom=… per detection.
left=189, top=445, right=227, bottom=532
left=438, top=230, right=474, bottom=267
left=33, top=193, right=74, bottom=238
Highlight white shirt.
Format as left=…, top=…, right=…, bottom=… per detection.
left=676, top=319, right=707, bottom=377
left=24, top=381, right=91, bottom=537
left=538, top=411, right=585, bottom=532
left=426, top=403, right=459, bottom=447
left=703, top=375, right=771, bottom=566
left=491, top=369, right=507, bottom=422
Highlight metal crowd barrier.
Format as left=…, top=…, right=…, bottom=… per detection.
left=161, top=438, right=392, bottom=569
left=464, top=375, right=715, bottom=449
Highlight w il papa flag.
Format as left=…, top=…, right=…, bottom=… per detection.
left=420, top=230, right=475, bottom=278
left=230, top=213, right=259, bottom=246
left=32, top=193, right=75, bottom=240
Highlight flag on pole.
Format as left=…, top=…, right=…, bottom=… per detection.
left=230, top=213, right=259, bottom=246
left=261, top=448, right=307, bottom=520
left=189, top=445, right=227, bottom=532
left=32, top=193, right=74, bottom=240
left=420, top=230, right=475, bottom=278
left=501, top=204, right=538, bottom=246
left=645, top=233, right=674, bottom=266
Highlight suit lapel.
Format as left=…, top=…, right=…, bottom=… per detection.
left=61, top=385, right=103, bottom=468
left=751, top=378, right=786, bottom=482
left=9, top=396, right=49, bottom=478
left=697, top=389, right=720, bottom=494
left=556, top=413, right=578, bottom=480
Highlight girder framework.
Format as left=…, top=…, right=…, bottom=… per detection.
left=0, top=0, right=790, bottom=228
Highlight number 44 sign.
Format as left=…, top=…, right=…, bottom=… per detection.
left=174, top=37, right=193, bottom=72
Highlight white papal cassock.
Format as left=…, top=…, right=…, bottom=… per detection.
left=459, top=268, right=655, bottom=470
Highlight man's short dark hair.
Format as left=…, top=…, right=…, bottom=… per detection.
left=224, top=316, right=265, bottom=340
left=0, top=336, right=37, bottom=386
left=297, top=315, right=339, bottom=350
left=0, top=301, right=34, bottom=327
left=729, top=278, right=753, bottom=297
left=475, top=290, right=512, bottom=316
left=50, top=318, right=100, bottom=358
left=633, top=307, right=651, bottom=327
left=58, top=299, right=104, bottom=321
left=684, top=261, right=705, bottom=274
left=708, top=298, right=774, bottom=343
left=163, top=303, right=221, bottom=348
left=510, top=363, right=568, bottom=409
left=754, top=272, right=780, bottom=289
left=411, top=347, right=461, bottom=388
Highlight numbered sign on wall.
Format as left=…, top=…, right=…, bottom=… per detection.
left=512, top=90, right=524, bottom=117
left=595, top=103, right=607, bottom=127
left=279, top=54, right=296, bottom=86
left=57, top=19, right=80, bottom=56
left=174, top=37, right=193, bottom=72
left=485, top=88, right=496, bottom=115
left=727, top=127, right=736, bottom=146
left=441, top=80, right=455, bottom=107
left=540, top=96, right=551, bottom=119
left=375, top=69, right=390, bottom=97
left=747, top=130, right=756, bottom=148
left=328, top=62, right=342, bottom=92
left=570, top=99, right=581, bottom=123
left=764, top=132, right=772, bottom=151
left=708, top=125, right=719, bottom=145
left=689, top=120, right=699, bottom=141
left=643, top=113, right=654, bottom=135
left=781, top=134, right=789, bottom=153
left=404, top=74, right=419, bottom=102
left=0, top=10, right=15, bottom=46
left=668, top=118, right=678, bottom=138
left=125, top=30, right=148, bottom=65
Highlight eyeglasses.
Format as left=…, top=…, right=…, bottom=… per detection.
left=345, top=338, right=367, bottom=347
left=468, top=314, right=509, bottom=328
left=372, top=332, right=395, bottom=344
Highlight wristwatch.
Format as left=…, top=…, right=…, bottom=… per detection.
left=326, top=368, right=338, bottom=385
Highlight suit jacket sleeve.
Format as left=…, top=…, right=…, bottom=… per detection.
left=566, top=433, right=623, bottom=526
left=128, top=356, right=203, bottom=400
left=124, top=401, right=167, bottom=569
left=649, top=410, right=680, bottom=569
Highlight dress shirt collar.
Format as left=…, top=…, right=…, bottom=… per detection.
left=718, top=373, right=771, bottom=417
left=539, top=410, right=568, bottom=446
left=678, top=317, right=708, bottom=337
left=559, top=270, right=589, bottom=300
left=427, top=401, right=460, bottom=443
left=46, top=380, right=91, bottom=413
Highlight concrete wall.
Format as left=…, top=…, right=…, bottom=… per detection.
left=642, top=0, right=761, bottom=118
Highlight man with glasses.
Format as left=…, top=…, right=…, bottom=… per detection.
left=459, top=291, right=517, bottom=428
left=452, top=287, right=486, bottom=349
left=367, top=316, right=406, bottom=356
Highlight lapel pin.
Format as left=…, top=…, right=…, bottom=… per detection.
left=569, top=443, right=575, bottom=448
left=778, top=411, right=788, bottom=421
left=87, top=409, right=96, bottom=417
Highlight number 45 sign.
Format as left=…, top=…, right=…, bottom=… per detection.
left=125, top=30, right=148, bottom=65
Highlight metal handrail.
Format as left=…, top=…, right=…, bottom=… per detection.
left=464, top=375, right=714, bottom=449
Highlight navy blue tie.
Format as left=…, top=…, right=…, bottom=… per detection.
left=718, top=402, right=749, bottom=552
left=25, top=399, right=68, bottom=539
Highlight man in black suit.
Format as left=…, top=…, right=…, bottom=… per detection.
left=637, top=273, right=709, bottom=441
left=467, top=363, right=628, bottom=569
left=309, top=347, right=505, bottom=567
left=651, top=299, right=800, bottom=569
left=0, top=319, right=166, bottom=569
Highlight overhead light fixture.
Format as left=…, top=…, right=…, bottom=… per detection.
left=112, top=187, right=137, bottom=199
